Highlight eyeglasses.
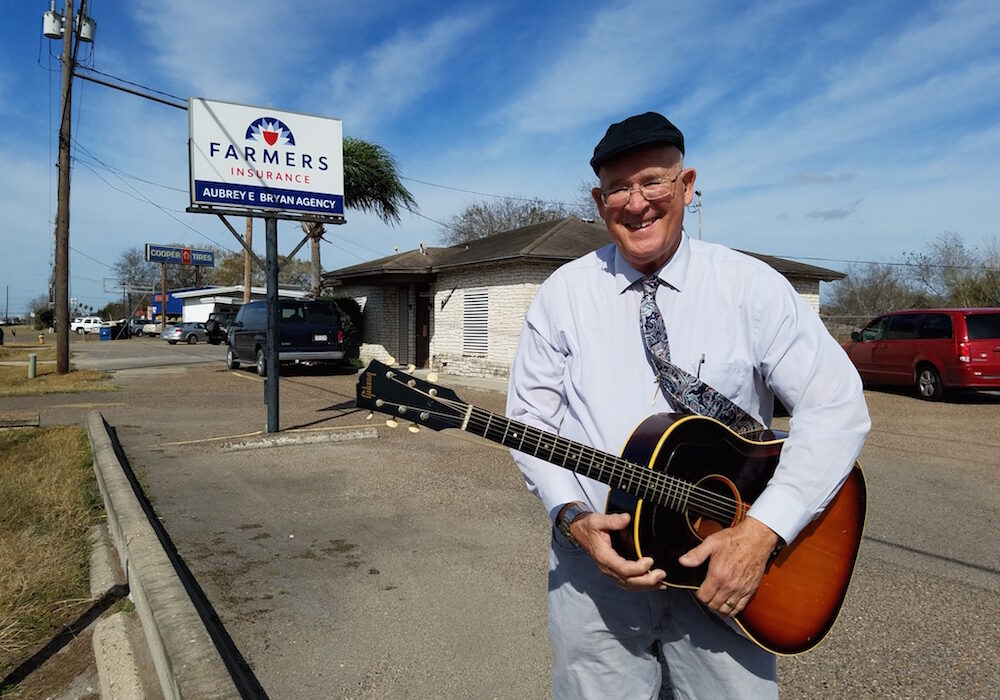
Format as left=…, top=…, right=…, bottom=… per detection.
left=599, top=168, right=685, bottom=208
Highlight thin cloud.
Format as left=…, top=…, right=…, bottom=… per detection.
left=806, top=199, right=862, bottom=221
left=323, top=12, right=490, bottom=132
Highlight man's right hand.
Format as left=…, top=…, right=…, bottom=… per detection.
left=568, top=510, right=667, bottom=591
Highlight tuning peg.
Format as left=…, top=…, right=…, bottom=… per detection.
left=408, top=425, right=420, bottom=434
left=406, top=363, right=416, bottom=373
left=386, top=419, right=399, bottom=428
left=386, top=355, right=396, bottom=366
left=365, top=412, right=374, bottom=420
left=427, top=372, right=439, bottom=383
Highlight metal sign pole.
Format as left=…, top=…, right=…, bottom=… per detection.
left=265, top=217, right=280, bottom=432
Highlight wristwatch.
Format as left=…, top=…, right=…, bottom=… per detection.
left=556, top=502, right=591, bottom=548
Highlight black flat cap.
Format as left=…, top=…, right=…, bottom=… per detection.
left=590, top=112, right=685, bottom=174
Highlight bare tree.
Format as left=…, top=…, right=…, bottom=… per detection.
left=825, top=263, right=926, bottom=322
left=440, top=198, right=573, bottom=245
left=903, top=232, right=1000, bottom=306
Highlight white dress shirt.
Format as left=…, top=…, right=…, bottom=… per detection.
left=505, top=234, right=870, bottom=545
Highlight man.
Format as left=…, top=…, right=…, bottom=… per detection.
left=506, top=112, right=870, bottom=698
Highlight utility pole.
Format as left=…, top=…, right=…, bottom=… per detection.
left=695, top=190, right=703, bottom=240
left=44, top=0, right=94, bottom=373
left=243, top=217, right=253, bottom=302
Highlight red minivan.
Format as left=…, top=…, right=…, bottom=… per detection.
left=842, top=308, right=1000, bottom=400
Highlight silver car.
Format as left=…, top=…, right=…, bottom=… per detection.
left=161, top=322, right=209, bottom=345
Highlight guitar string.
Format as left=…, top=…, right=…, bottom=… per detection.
left=377, top=389, right=745, bottom=524
left=375, top=378, right=746, bottom=523
left=374, top=371, right=746, bottom=521
left=460, top=406, right=746, bottom=523
left=375, top=376, right=747, bottom=524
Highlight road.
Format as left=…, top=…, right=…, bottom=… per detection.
left=48, top=340, right=1000, bottom=697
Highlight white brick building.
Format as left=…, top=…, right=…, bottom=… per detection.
left=324, top=217, right=844, bottom=379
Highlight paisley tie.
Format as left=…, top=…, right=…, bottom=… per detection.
left=640, top=275, right=763, bottom=435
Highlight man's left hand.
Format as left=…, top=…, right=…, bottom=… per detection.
left=677, top=516, right=779, bottom=618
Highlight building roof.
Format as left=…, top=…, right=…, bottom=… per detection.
left=323, top=216, right=845, bottom=284
left=172, top=285, right=310, bottom=299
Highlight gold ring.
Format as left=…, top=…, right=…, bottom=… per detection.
left=726, top=600, right=738, bottom=608
left=617, top=578, right=628, bottom=589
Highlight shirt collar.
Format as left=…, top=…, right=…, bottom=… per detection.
left=612, top=232, right=691, bottom=294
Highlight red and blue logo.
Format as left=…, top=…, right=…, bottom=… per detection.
left=245, top=117, right=295, bottom=147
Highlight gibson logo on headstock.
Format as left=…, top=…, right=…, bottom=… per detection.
left=360, top=371, right=375, bottom=400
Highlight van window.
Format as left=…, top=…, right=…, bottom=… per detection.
left=306, top=303, right=337, bottom=326
left=860, top=318, right=886, bottom=341
left=281, top=305, right=306, bottom=323
left=885, top=314, right=921, bottom=340
left=920, top=313, right=952, bottom=339
left=966, top=313, right=1000, bottom=340
left=244, top=305, right=266, bottom=329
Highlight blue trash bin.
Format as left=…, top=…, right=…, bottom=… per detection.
left=99, top=326, right=111, bottom=341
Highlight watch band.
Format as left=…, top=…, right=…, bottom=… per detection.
left=556, top=502, right=590, bottom=548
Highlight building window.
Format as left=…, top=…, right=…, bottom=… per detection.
left=463, top=288, right=488, bottom=356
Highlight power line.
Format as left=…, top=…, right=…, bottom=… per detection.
left=767, top=253, right=1000, bottom=273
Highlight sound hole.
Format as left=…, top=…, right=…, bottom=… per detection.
left=686, top=475, right=740, bottom=541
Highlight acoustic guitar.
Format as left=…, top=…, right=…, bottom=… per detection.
left=355, top=360, right=866, bottom=655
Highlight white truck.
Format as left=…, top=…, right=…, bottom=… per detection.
left=70, top=316, right=106, bottom=335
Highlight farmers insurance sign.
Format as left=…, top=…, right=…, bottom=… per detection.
left=188, top=98, right=344, bottom=221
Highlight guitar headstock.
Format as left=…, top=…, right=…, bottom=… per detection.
left=355, top=360, right=467, bottom=432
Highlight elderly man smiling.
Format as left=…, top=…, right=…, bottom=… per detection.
left=506, top=112, right=870, bottom=699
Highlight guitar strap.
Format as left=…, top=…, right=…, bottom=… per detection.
left=640, top=276, right=764, bottom=436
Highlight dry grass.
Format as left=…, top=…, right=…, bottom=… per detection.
left=0, top=427, right=102, bottom=676
left=0, top=362, right=114, bottom=397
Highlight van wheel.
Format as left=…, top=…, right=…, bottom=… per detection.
left=916, top=365, right=943, bottom=401
left=76, top=328, right=85, bottom=335
left=256, top=348, right=267, bottom=377
left=226, top=347, right=240, bottom=370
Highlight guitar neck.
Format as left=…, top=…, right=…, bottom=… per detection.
left=463, top=405, right=688, bottom=509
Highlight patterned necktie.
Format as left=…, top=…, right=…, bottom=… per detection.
left=639, top=276, right=763, bottom=435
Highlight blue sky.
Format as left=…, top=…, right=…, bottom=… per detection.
left=1, top=0, right=998, bottom=317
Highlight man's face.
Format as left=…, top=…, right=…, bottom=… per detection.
left=592, top=145, right=696, bottom=275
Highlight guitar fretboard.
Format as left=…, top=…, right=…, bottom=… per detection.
left=466, top=406, right=699, bottom=515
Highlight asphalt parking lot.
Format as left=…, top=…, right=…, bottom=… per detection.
left=15, top=337, right=1000, bottom=698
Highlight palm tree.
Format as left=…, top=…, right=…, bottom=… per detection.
left=302, top=137, right=417, bottom=295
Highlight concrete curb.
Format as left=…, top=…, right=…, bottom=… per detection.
left=220, top=426, right=378, bottom=451
left=86, top=411, right=241, bottom=699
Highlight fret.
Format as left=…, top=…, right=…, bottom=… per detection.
left=483, top=413, right=494, bottom=441
left=586, top=448, right=598, bottom=480
left=500, top=420, right=511, bottom=447
left=527, top=425, right=543, bottom=457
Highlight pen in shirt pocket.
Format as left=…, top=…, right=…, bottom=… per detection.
left=697, top=353, right=705, bottom=379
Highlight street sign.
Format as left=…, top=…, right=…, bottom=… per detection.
left=187, top=98, right=345, bottom=223
left=145, top=244, right=215, bottom=267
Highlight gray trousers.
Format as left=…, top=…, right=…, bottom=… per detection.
left=548, top=530, right=778, bottom=700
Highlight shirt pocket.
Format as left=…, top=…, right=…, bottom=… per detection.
left=693, top=360, right=751, bottom=406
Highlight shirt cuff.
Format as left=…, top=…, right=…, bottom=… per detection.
left=746, top=484, right=813, bottom=545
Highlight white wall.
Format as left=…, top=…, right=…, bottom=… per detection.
left=430, top=261, right=555, bottom=378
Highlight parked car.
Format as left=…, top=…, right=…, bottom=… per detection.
left=161, top=322, right=209, bottom=345
left=142, top=320, right=162, bottom=336
left=842, top=308, right=1000, bottom=400
left=226, top=299, right=345, bottom=376
left=205, top=308, right=239, bottom=345
left=128, top=318, right=151, bottom=336
left=70, top=316, right=106, bottom=335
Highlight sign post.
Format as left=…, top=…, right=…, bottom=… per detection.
left=186, top=98, right=345, bottom=432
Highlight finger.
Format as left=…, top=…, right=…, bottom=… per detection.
left=678, top=536, right=716, bottom=568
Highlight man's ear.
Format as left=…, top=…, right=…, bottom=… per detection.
left=591, top=187, right=607, bottom=220
left=681, top=168, right=697, bottom=206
